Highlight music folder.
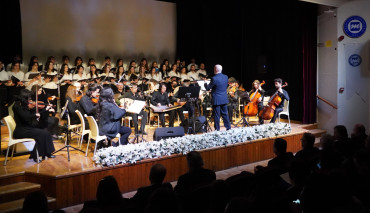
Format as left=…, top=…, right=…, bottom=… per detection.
left=119, top=98, right=146, bottom=114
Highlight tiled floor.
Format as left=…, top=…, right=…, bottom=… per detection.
left=61, top=159, right=270, bottom=213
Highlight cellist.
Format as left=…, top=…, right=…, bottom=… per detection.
left=249, top=80, right=265, bottom=125
left=261, top=78, right=289, bottom=124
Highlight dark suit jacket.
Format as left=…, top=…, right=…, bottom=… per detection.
left=150, top=91, right=170, bottom=106
left=174, top=168, right=216, bottom=194
left=79, top=95, right=98, bottom=117
left=131, top=183, right=173, bottom=211
left=98, top=102, right=126, bottom=138
left=205, top=73, right=229, bottom=105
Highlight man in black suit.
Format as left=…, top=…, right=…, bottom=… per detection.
left=174, top=151, right=216, bottom=194
left=150, top=83, right=175, bottom=127
left=131, top=164, right=172, bottom=212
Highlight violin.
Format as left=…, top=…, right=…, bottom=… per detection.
left=92, top=96, right=99, bottom=104
left=28, top=100, right=46, bottom=109
left=259, top=82, right=288, bottom=120
left=244, top=80, right=265, bottom=116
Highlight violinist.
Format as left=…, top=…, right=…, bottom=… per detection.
left=97, top=87, right=131, bottom=146
left=12, top=89, right=55, bottom=163
left=30, top=85, right=60, bottom=138
left=65, top=85, right=81, bottom=126
left=262, top=78, right=289, bottom=124
left=249, top=80, right=265, bottom=125
left=79, top=83, right=100, bottom=122
left=118, top=84, right=148, bottom=135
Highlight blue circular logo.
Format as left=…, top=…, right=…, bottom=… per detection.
left=348, top=54, right=362, bottom=67
left=343, top=16, right=367, bottom=38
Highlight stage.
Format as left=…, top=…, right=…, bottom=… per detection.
left=0, top=121, right=311, bottom=209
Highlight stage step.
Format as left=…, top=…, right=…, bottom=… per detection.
left=0, top=196, right=56, bottom=213
left=0, top=182, right=40, bottom=203
left=307, top=129, right=326, bottom=138
left=300, top=123, right=318, bottom=130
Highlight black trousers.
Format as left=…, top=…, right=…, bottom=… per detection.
left=130, top=110, right=148, bottom=134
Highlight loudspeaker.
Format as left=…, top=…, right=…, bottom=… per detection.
left=153, top=127, right=185, bottom=141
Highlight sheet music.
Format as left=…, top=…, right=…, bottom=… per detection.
left=120, top=98, right=146, bottom=114
left=197, top=80, right=210, bottom=91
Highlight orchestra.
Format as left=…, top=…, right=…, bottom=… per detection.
left=0, top=56, right=291, bottom=163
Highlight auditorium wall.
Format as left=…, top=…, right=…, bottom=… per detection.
left=19, top=0, right=176, bottom=66
left=318, top=0, right=370, bottom=133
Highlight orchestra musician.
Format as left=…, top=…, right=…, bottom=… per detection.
left=97, top=87, right=131, bottom=146
left=65, top=85, right=81, bottom=126
left=227, top=85, right=239, bottom=124
left=262, top=78, right=289, bottom=124
left=118, top=83, right=148, bottom=135
left=249, top=80, right=265, bottom=124
left=150, top=83, right=175, bottom=127
left=79, top=83, right=100, bottom=121
left=12, top=89, right=55, bottom=163
left=205, top=64, right=231, bottom=131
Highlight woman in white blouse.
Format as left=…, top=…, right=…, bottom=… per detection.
left=24, top=62, right=40, bottom=82
left=146, top=67, right=162, bottom=82
left=59, top=64, right=73, bottom=86
left=178, top=67, right=189, bottom=82
left=72, top=65, right=87, bottom=81
left=168, top=64, right=179, bottom=78
left=8, top=62, right=25, bottom=86
left=44, top=61, right=58, bottom=76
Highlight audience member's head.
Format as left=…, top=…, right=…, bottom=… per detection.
left=351, top=123, right=366, bottom=138
left=149, top=164, right=167, bottom=185
left=301, top=133, right=315, bottom=150
left=320, top=134, right=335, bottom=150
left=186, top=151, right=204, bottom=171
left=22, top=190, right=49, bottom=213
left=273, top=138, right=287, bottom=156
left=145, top=188, right=181, bottom=213
left=96, top=176, right=122, bottom=206
left=334, top=125, right=348, bottom=141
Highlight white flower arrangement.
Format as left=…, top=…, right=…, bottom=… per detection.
left=94, top=123, right=291, bottom=166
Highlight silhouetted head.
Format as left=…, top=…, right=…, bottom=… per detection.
left=149, top=164, right=167, bottom=185
left=22, top=190, right=48, bottom=213
left=334, top=125, right=348, bottom=140
left=96, top=176, right=122, bottom=206
left=273, top=138, right=287, bottom=156
left=301, top=133, right=315, bottom=149
left=187, top=151, right=204, bottom=171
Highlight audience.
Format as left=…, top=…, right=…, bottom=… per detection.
left=131, top=164, right=172, bottom=213
left=20, top=123, right=370, bottom=213
left=174, top=151, right=216, bottom=194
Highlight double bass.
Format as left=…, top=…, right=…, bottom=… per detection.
left=244, top=80, right=265, bottom=116
left=259, top=82, right=288, bottom=120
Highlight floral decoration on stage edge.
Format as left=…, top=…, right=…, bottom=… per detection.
left=94, top=123, right=291, bottom=166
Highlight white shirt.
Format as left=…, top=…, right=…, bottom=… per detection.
left=198, top=69, right=207, bottom=76
left=43, top=81, right=58, bottom=89
left=168, top=71, right=179, bottom=78
left=179, top=73, right=189, bottom=81
left=73, top=73, right=88, bottom=81
left=8, top=71, right=24, bottom=81
left=25, top=79, right=44, bottom=91
left=187, top=71, right=199, bottom=81
left=146, top=73, right=162, bottom=82
left=0, top=70, right=9, bottom=81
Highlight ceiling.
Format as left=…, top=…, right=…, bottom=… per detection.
left=299, top=0, right=354, bottom=7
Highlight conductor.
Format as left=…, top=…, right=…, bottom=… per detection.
left=205, top=64, right=231, bottom=131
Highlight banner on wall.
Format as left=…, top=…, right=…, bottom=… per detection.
left=344, top=43, right=368, bottom=103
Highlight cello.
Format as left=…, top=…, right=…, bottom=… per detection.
left=244, top=80, right=265, bottom=116
left=259, top=82, right=288, bottom=120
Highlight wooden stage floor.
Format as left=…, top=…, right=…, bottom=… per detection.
left=0, top=118, right=307, bottom=209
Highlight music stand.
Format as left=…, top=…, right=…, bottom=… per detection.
left=178, top=86, right=200, bottom=134
left=52, top=100, right=85, bottom=161
left=234, top=90, right=251, bottom=127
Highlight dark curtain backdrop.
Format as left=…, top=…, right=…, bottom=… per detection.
left=301, top=3, right=318, bottom=124
left=0, top=0, right=22, bottom=65
left=176, top=0, right=317, bottom=122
